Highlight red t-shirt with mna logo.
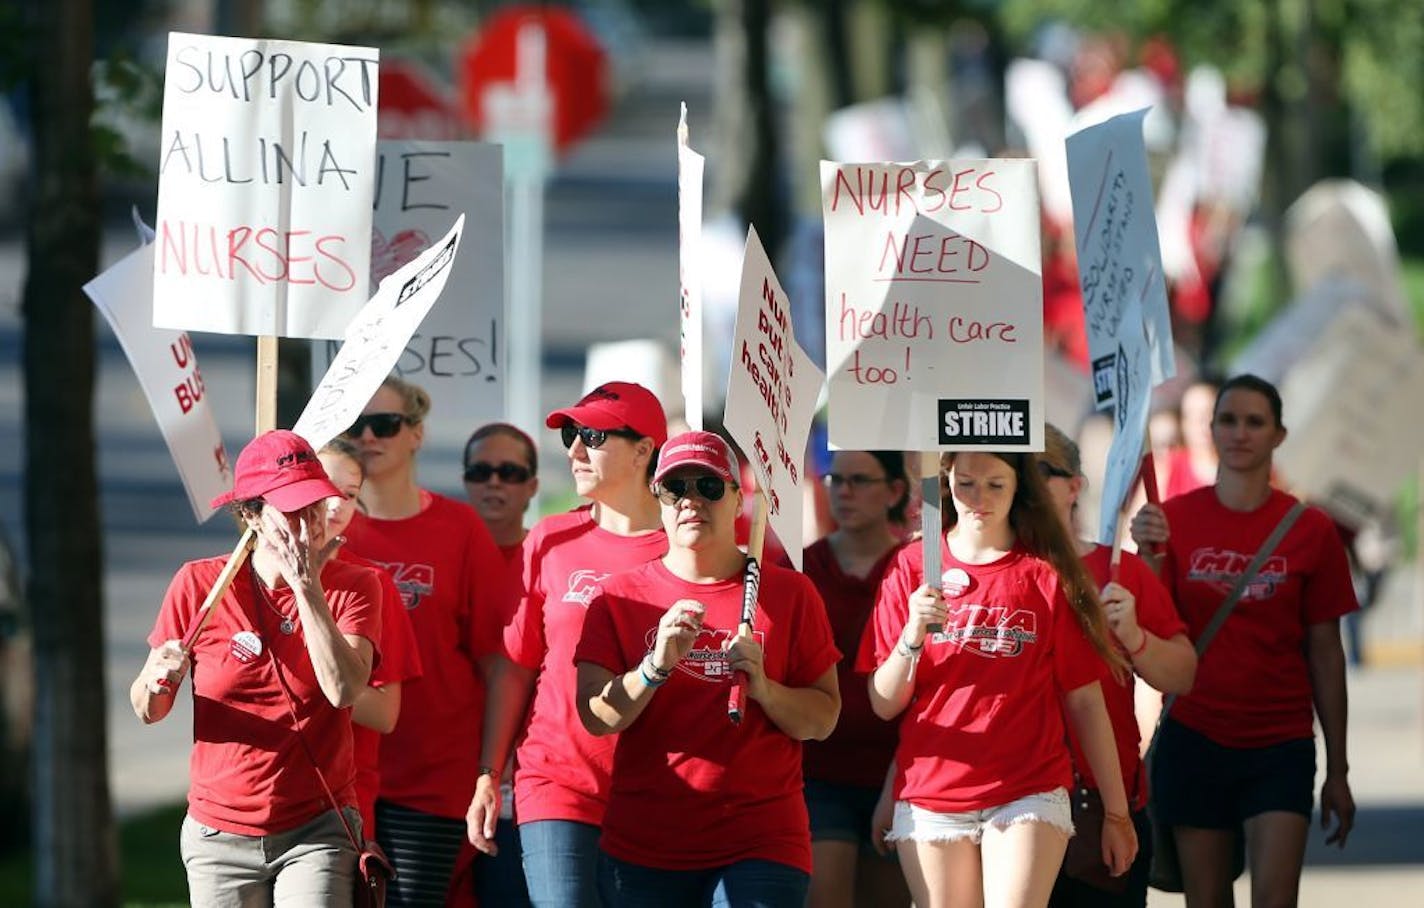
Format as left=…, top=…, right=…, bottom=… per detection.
left=505, top=508, right=667, bottom=826
left=1160, top=487, right=1357, bottom=747
left=855, top=541, right=1105, bottom=814
left=576, top=559, right=839, bottom=872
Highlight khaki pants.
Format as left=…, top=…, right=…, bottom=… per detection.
left=180, top=808, right=360, bottom=907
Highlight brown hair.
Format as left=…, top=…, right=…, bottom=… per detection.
left=319, top=437, right=367, bottom=479
left=381, top=375, right=432, bottom=425
left=464, top=422, right=538, bottom=477
left=939, top=451, right=1125, bottom=675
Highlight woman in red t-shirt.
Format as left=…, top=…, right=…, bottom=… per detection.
left=468, top=381, right=669, bottom=908
left=130, top=430, right=380, bottom=905
left=574, top=430, right=842, bottom=907
left=1131, top=374, right=1357, bottom=905
left=340, top=376, right=516, bottom=906
left=1038, top=425, right=1196, bottom=908
left=318, top=439, right=424, bottom=840
left=859, top=450, right=1137, bottom=908
left=802, top=450, right=911, bottom=908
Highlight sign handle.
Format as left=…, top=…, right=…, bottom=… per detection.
left=920, top=452, right=943, bottom=632
left=728, top=489, right=769, bottom=725
left=256, top=335, right=278, bottom=436
left=180, top=529, right=257, bottom=656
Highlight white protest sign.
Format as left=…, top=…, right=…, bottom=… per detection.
left=1095, top=295, right=1152, bottom=545
left=154, top=32, right=378, bottom=339
left=724, top=226, right=824, bottom=571
left=85, top=244, right=231, bottom=522
left=293, top=215, right=465, bottom=449
left=313, top=141, right=503, bottom=428
left=822, top=159, right=1043, bottom=451
left=678, top=103, right=705, bottom=430
left=1066, top=109, right=1175, bottom=410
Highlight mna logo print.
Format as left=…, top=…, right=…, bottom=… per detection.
left=937, top=603, right=1038, bottom=657
left=562, top=569, right=609, bottom=607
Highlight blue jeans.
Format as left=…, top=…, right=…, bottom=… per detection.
left=477, top=817, right=532, bottom=907
left=598, top=851, right=810, bottom=908
left=519, top=819, right=603, bottom=907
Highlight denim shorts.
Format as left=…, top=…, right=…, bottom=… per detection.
left=886, top=787, right=1073, bottom=844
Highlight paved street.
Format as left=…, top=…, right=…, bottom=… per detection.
left=0, top=33, right=1420, bottom=905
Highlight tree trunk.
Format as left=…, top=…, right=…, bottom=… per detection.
left=22, top=0, right=119, bottom=904
left=736, top=0, right=784, bottom=258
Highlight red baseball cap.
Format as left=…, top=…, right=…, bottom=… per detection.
left=545, top=381, right=668, bottom=445
left=210, top=430, right=342, bottom=512
left=653, top=430, right=740, bottom=485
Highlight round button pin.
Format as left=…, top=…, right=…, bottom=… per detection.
left=942, top=568, right=971, bottom=598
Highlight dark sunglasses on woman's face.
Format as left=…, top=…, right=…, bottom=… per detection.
left=654, top=475, right=732, bottom=505
left=344, top=412, right=409, bottom=439
left=560, top=422, right=638, bottom=450
left=1037, top=461, right=1074, bottom=481
left=463, top=461, right=533, bottom=484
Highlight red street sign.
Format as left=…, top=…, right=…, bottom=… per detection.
left=459, top=5, right=609, bottom=154
left=379, top=61, right=466, bottom=140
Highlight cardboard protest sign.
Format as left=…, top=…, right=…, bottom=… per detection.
left=1286, top=179, right=1409, bottom=321
left=312, top=141, right=503, bottom=427
left=678, top=104, right=706, bottom=430
left=821, top=159, right=1043, bottom=452
left=154, top=32, right=379, bottom=339
left=724, top=226, right=824, bottom=571
left=1094, top=295, right=1152, bottom=545
left=293, top=215, right=465, bottom=449
left=86, top=244, right=232, bottom=522
left=1066, top=109, right=1175, bottom=409
left=1274, top=307, right=1424, bottom=529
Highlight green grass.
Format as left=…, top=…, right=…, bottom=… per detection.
left=0, top=803, right=189, bottom=907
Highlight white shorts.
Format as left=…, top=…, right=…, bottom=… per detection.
left=886, top=787, right=1073, bottom=844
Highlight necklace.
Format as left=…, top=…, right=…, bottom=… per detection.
left=250, top=563, right=296, bottom=635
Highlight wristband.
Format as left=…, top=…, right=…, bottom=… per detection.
left=477, top=765, right=501, bottom=784
left=1127, top=629, right=1150, bottom=658
left=642, top=653, right=671, bottom=680
left=1104, top=810, right=1134, bottom=827
left=638, top=662, right=667, bottom=688
left=896, top=637, right=924, bottom=659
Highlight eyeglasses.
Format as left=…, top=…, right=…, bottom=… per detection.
left=653, top=475, right=734, bottom=505
left=561, top=422, right=639, bottom=450
left=344, top=412, right=409, bottom=439
left=463, top=461, right=533, bottom=484
left=1037, top=461, right=1075, bottom=481
left=823, top=473, right=889, bottom=491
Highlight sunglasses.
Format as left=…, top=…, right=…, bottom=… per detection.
left=654, top=475, right=733, bottom=505
left=560, top=422, right=639, bottom=450
left=823, top=473, right=889, bottom=491
left=344, top=412, right=409, bottom=439
left=1037, top=461, right=1075, bottom=480
left=464, top=461, right=533, bottom=484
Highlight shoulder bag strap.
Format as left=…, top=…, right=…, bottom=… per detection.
left=253, top=567, right=366, bottom=854
left=1147, top=500, right=1307, bottom=757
